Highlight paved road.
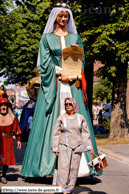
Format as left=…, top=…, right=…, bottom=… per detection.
left=0, top=139, right=129, bottom=194
left=98, top=144, right=129, bottom=159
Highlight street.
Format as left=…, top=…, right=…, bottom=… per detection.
left=0, top=139, right=129, bottom=194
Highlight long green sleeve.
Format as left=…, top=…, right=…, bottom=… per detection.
left=40, top=34, right=56, bottom=114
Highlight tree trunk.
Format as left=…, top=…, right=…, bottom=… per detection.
left=109, top=63, right=129, bottom=140
left=84, top=63, right=93, bottom=121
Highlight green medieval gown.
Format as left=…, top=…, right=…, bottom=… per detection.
left=21, top=32, right=102, bottom=177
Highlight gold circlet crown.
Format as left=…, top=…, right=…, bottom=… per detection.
left=54, top=1, right=71, bottom=9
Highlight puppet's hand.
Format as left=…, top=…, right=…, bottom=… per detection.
left=71, top=44, right=79, bottom=48
left=55, top=152, right=59, bottom=157
left=61, top=71, right=69, bottom=82
left=61, top=71, right=73, bottom=82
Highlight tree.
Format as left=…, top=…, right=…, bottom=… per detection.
left=0, top=0, right=52, bottom=84
left=93, top=77, right=113, bottom=101
left=0, top=0, right=14, bottom=82
left=0, top=0, right=13, bottom=15
left=72, top=1, right=129, bottom=140
left=127, top=65, right=129, bottom=79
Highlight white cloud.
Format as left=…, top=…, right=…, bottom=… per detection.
left=0, top=76, right=16, bottom=89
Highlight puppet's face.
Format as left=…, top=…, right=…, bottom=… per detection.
left=0, top=104, right=8, bottom=115
left=0, top=86, right=4, bottom=91
left=56, top=11, right=69, bottom=27
left=65, top=99, right=74, bottom=113
left=26, top=77, right=40, bottom=102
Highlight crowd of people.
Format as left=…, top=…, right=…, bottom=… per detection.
left=92, top=99, right=112, bottom=135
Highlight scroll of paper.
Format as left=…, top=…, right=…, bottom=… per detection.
left=61, top=47, right=83, bottom=80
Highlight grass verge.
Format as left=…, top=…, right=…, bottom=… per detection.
left=95, top=134, right=129, bottom=145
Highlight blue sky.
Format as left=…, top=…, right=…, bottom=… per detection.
left=0, top=76, right=16, bottom=89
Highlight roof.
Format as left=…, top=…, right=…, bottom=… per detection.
left=13, top=87, right=20, bottom=92
left=6, top=89, right=14, bottom=95
left=6, top=85, right=27, bottom=94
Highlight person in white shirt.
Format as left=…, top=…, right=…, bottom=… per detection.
left=97, top=103, right=102, bottom=115
left=26, top=110, right=34, bottom=138
left=92, top=104, right=97, bottom=120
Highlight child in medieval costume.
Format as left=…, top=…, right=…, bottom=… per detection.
left=51, top=98, right=93, bottom=194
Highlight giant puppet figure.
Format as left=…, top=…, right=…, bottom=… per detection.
left=21, top=2, right=102, bottom=178
left=20, top=76, right=40, bottom=142
left=0, top=82, right=8, bottom=99
left=0, top=98, right=22, bottom=184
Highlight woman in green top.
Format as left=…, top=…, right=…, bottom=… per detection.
left=21, top=2, right=102, bottom=178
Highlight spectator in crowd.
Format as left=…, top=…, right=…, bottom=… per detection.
left=12, top=104, right=16, bottom=115
left=97, top=103, right=102, bottom=116
left=103, top=99, right=111, bottom=119
left=15, top=105, right=22, bottom=122
left=98, top=110, right=104, bottom=124
left=26, top=110, right=34, bottom=141
left=93, top=118, right=108, bottom=135
left=92, top=104, right=97, bottom=120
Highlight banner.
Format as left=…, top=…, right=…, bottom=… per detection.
left=20, top=89, right=29, bottom=100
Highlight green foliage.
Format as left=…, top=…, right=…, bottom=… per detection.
left=72, top=1, right=129, bottom=78
left=0, top=0, right=14, bottom=15
left=127, top=65, right=129, bottom=79
left=104, top=118, right=110, bottom=131
left=0, top=0, right=52, bottom=84
left=93, top=77, right=113, bottom=101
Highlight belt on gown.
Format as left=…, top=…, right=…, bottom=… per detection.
left=2, top=133, right=13, bottom=138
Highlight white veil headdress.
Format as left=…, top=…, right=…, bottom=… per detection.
left=36, top=6, right=78, bottom=70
